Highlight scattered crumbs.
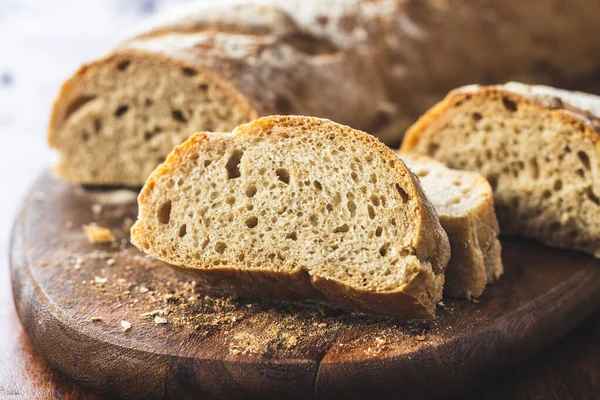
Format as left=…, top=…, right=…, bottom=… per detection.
left=139, top=286, right=150, bottom=294
left=83, top=224, right=116, bottom=244
left=162, top=293, right=174, bottom=302
left=415, top=335, right=426, bottom=341
left=106, top=258, right=116, bottom=266
left=94, top=276, right=108, bottom=285
left=317, top=323, right=327, bottom=328
left=437, top=301, right=445, bottom=307
left=92, top=203, right=103, bottom=215
left=91, top=316, right=103, bottom=322
left=140, top=310, right=161, bottom=319
left=154, top=316, right=168, bottom=324
left=121, top=320, right=132, bottom=331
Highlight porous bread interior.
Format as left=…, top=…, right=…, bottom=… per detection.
left=401, top=153, right=491, bottom=216
left=50, top=53, right=255, bottom=186
left=133, top=120, right=427, bottom=292
left=405, top=93, right=600, bottom=256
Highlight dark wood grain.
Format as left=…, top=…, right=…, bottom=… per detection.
left=9, top=171, right=600, bottom=399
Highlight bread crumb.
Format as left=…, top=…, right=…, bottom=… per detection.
left=121, top=320, right=132, bottom=331
left=83, top=224, right=116, bottom=244
left=154, top=316, right=168, bottom=324
left=140, top=310, right=161, bottom=318
left=415, top=334, right=426, bottom=341
left=91, top=316, right=103, bottom=322
left=94, top=276, right=107, bottom=285
left=106, top=258, right=116, bottom=266
left=92, top=203, right=103, bottom=215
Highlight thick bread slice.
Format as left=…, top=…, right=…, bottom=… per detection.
left=49, top=0, right=600, bottom=185
left=402, top=82, right=600, bottom=257
left=131, top=116, right=450, bottom=319
left=398, top=152, right=503, bottom=298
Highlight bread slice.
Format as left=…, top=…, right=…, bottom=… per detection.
left=398, top=152, right=503, bottom=298
left=402, top=82, right=600, bottom=257
left=131, top=116, right=450, bottom=319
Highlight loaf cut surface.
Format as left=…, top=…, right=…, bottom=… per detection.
left=402, top=82, right=600, bottom=257
left=131, top=116, right=450, bottom=319
left=398, top=152, right=503, bottom=298
left=49, top=0, right=600, bottom=185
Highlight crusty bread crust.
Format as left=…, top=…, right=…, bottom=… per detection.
left=132, top=116, right=450, bottom=319
left=402, top=83, right=600, bottom=257
left=398, top=152, right=503, bottom=298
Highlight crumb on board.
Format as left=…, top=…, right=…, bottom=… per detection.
left=121, top=320, right=132, bottom=331
left=154, top=316, right=168, bottom=324
left=91, top=316, right=103, bottom=322
left=92, top=203, right=103, bottom=215
left=83, top=224, right=116, bottom=244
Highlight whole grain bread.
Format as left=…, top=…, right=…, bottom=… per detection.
left=398, top=152, right=503, bottom=298
left=131, top=116, right=450, bottom=319
left=402, top=82, right=600, bottom=258
left=49, top=0, right=600, bottom=185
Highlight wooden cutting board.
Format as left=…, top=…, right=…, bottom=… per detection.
left=11, top=171, right=600, bottom=400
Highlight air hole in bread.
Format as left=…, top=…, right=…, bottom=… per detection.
left=586, top=188, right=600, bottom=206
left=370, top=195, right=380, bottom=206
left=368, top=205, right=376, bottom=219
left=554, top=180, right=563, bottom=191
left=198, top=83, right=209, bottom=91
left=313, top=180, right=323, bottom=190
left=117, top=60, right=130, bottom=71
left=333, top=224, right=349, bottom=233
left=225, top=196, right=236, bottom=205
left=82, top=132, right=89, bottom=142
left=171, top=109, right=188, bottom=123
left=64, top=95, right=96, bottom=119
left=427, top=142, right=440, bottom=155
left=472, top=112, right=482, bottom=121
left=577, top=151, right=591, bottom=170
left=182, top=67, right=198, bottom=76
left=351, top=172, right=358, bottom=183
left=325, top=203, right=333, bottom=212
left=286, top=231, right=298, bottom=241
left=238, top=253, right=245, bottom=262
left=93, top=118, right=102, bottom=133
left=178, top=224, right=187, bottom=237
left=347, top=200, right=356, bottom=216
left=276, top=168, right=290, bottom=184
left=542, top=190, right=552, bottom=199
left=309, top=214, right=319, bottom=226
left=529, top=158, right=540, bottom=179
left=502, top=97, right=518, bottom=112
left=157, top=200, right=172, bottom=224
left=375, top=226, right=383, bottom=237
left=226, top=150, right=244, bottom=179
left=215, top=242, right=227, bottom=254
left=115, top=105, right=129, bottom=117
left=245, top=216, right=258, bottom=228
left=379, top=243, right=390, bottom=257
left=395, top=184, right=409, bottom=202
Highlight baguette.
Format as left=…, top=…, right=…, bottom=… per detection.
left=402, top=82, right=600, bottom=257
left=131, top=116, right=450, bottom=319
left=398, top=152, right=503, bottom=298
left=49, top=0, right=600, bottom=185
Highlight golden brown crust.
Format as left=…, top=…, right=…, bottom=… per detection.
left=133, top=116, right=450, bottom=319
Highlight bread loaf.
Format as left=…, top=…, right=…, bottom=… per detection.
left=49, top=0, right=600, bottom=185
left=131, top=116, right=450, bottom=319
left=402, top=82, right=600, bottom=258
left=398, top=152, right=502, bottom=298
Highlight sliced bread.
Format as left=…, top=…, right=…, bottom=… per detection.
left=398, top=152, right=503, bottom=298
left=131, top=116, right=450, bottom=319
left=402, top=82, right=600, bottom=257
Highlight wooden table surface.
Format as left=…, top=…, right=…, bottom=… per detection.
left=1, top=1, right=600, bottom=399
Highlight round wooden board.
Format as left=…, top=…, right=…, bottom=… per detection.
left=11, top=171, right=600, bottom=399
